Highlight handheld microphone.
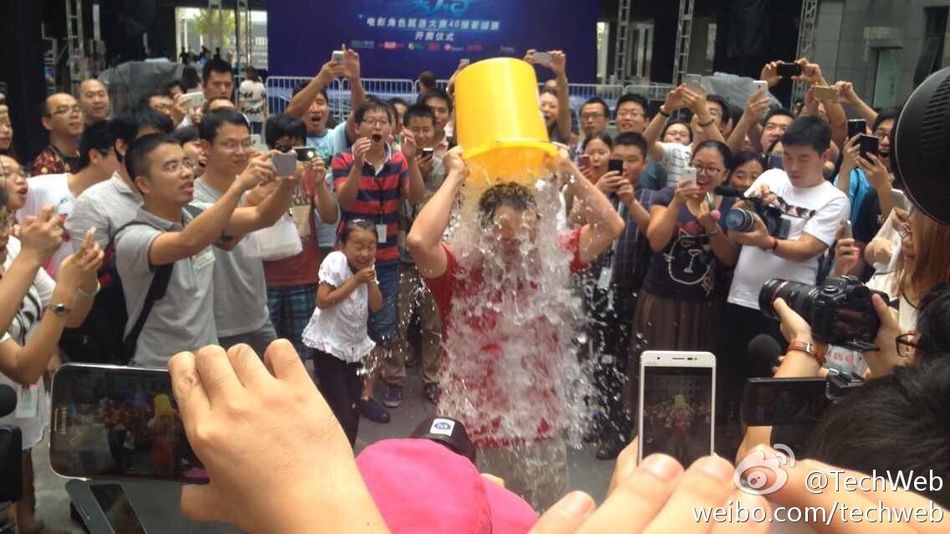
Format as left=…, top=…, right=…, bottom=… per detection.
left=0, top=385, right=16, bottom=418
left=748, top=334, right=783, bottom=370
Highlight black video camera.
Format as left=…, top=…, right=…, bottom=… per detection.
left=759, top=276, right=888, bottom=351
left=715, top=186, right=791, bottom=239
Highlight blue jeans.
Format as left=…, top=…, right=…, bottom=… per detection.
left=368, top=262, right=399, bottom=345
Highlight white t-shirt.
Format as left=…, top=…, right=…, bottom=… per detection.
left=301, top=251, right=375, bottom=362
left=17, top=173, right=75, bottom=278
left=728, top=169, right=851, bottom=310
left=239, top=79, right=267, bottom=123
left=657, top=142, right=693, bottom=186
left=0, top=237, right=54, bottom=449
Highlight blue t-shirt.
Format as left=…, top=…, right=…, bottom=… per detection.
left=833, top=168, right=877, bottom=242
left=307, top=122, right=351, bottom=247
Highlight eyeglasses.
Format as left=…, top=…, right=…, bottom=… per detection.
left=218, top=140, right=253, bottom=152
left=693, top=165, right=723, bottom=175
left=50, top=106, right=83, bottom=116
left=161, top=158, right=197, bottom=173
left=361, top=119, right=390, bottom=127
left=896, top=332, right=919, bottom=359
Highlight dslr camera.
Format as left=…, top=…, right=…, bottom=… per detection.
left=759, top=276, right=888, bottom=351
left=724, top=196, right=791, bottom=239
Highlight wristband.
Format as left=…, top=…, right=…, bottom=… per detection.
left=698, top=117, right=716, bottom=128
left=76, top=280, right=101, bottom=299
left=769, top=236, right=780, bottom=251
left=658, top=106, right=671, bottom=118
left=787, top=340, right=826, bottom=365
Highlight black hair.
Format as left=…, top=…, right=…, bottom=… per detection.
left=766, top=138, right=783, bottom=156
left=418, top=71, right=437, bottom=91
left=729, top=150, right=767, bottom=172
left=615, top=93, right=649, bottom=120
left=245, top=66, right=259, bottom=80
left=613, top=132, right=648, bottom=156
left=164, top=80, right=185, bottom=97
left=418, top=88, right=454, bottom=114
left=293, top=83, right=329, bottom=106
left=198, top=108, right=249, bottom=142
left=581, top=97, right=610, bottom=119
left=138, top=89, right=168, bottom=109
left=403, top=104, right=436, bottom=128
left=180, top=66, right=201, bottom=91
left=803, top=356, right=950, bottom=508
left=77, top=120, right=115, bottom=170
left=691, top=140, right=732, bottom=167
left=202, top=58, right=233, bottom=85
left=477, top=182, right=538, bottom=228
left=109, top=107, right=173, bottom=162
left=124, top=133, right=179, bottom=183
left=264, top=114, right=307, bottom=148
left=781, top=115, right=832, bottom=153
left=661, top=119, right=694, bottom=144
left=705, top=95, right=729, bottom=123
left=539, top=86, right=559, bottom=99
left=389, top=97, right=408, bottom=109
left=871, top=107, right=900, bottom=133
left=916, top=284, right=950, bottom=361
left=173, top=126, right=200, bottom=146
left=354, top=96, right=394, bottom=125
left=582, top=132, right=613, bottom=152
left=339, top=219, right=377, bottom=244
left=763, top=108, right=795, bottom=126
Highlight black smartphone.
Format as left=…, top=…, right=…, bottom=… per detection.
left=67, top=480, right=146, bottom=534
left=293, top=146, right=318, bottom=162
left=847, top=119, right=867, bottom=139
left=857, top=134, right=880, bottom=158
left=422, top=147, right=435, bottom=157
left=608, top=159, right=624, bottom=174
left=741, top=377, right=829, bottom=426
left=776, top=62, right=802, bottom=77
left=50, top=364, right=206, bottom=483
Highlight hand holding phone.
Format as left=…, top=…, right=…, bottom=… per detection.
left=841, top=220, right=853, bottom=239
left=847, top=119, right=867, bottom=139
left=684, top=74, right=703, bottom=93
left=608, top=159, right=624, bottom=174
left=776, top=62, right=802, bottom=78
left=331, top=50, right=345, bottom=63
left=272, top=152, right=297, bottom=178
left=534, top=51, right=552, bottom=66
left=857, top=134, right=880, bottom=159
left=812, top=84, right=840, bottom=102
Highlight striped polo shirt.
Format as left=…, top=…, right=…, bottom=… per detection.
left=331, top=147, right=410, bottom=264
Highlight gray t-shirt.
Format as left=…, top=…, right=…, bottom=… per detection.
left=115, top=208, right=217, bottom=368
left=65, top=173, right=141, bottom=248
left=193, top=179, right=270, bottom=336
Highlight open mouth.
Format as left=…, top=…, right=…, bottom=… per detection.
left=371, top=134, right=382, bottom=142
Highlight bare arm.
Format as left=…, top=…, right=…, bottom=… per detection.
left=643, top=112, right=668, bottom=162
left=727, top=92, right=771, bottom=154
left=837, top=81, right=879, bottom=125
left=399, top=131, right=426, bottom=204
left=547, top=51, right=572, bottom=142
left=284, top=63, right=339, bottom=119
left=222, top=178, right=295, bottom=245
left=561, top=157, right=626, bottom=264
left=646, top=203, right=679, bottom=252
left=367, top=278, right=383, bottom=313
left=407, top=151, right=466, bottom=279
left=343, top=48, right=364, bottom=143
left=316, top=278, right=362, bottom=309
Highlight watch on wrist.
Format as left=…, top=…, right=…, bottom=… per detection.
left=788, top=340, right=826, bottom=365
left=45, top=303, right=72, bottom=317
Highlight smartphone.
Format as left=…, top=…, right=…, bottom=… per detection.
left=841, top=220, right=853, bottom=239
left=294, top=146, right=318, bottom=162
left=180, top=91, right=205, bottom=112
left=533, top=51, right=552, bottom=66
left=460, top=58, right=471, bottom=67
left=812, top=84, right=839, bottom=102
left=50, top=363, right=207, bottom=483
left=422, top=147, right=435, bottom=157
left=577, top=154, right=591, bottom=169
left=684, top=73, right=703, bottom=92
left=847, top=119, right=867, bottom=139
left=608, top=159, right=624, bottom=174
left=638, top=351, right=716, bottom=465
left=891, top=188, right=910, bottom=211
left=776, top=62, right=802, bottom=77
left=272, top=152, right=297, bottom=177
left=752, top=80, right=769, bottom=94
left=66, top=480, right=146, bottom=534
left=331, top=50, right=345, bottom=63
left=741, top=377, right=829, bottom=426
left=857, top=134, right=880, bottom=158
left=680, top=166, right=697, bottom=186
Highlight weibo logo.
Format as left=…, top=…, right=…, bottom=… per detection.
left=412, top=0, right=473, bottom=16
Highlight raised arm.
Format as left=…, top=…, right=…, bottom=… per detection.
left=837, top=81, right=879, bottom=125
left=0, top=210, right=60, bottom=335
left=644, top=86, right=686, bottom=161
left=547, top=51, right=572, bottom=142
left=727, top=90, right=771, bottom=154
left=399, top=131, right=425, bottom=204
left=406, top=149, right=465, bottom=279
left=647, top=182, right=694, bottom=252
left=558, top=152, right=625, bottom=264
left=342, top=47, right=364, bottom=143
left=284, top=61, right=342, bottom=120
left=684, top=88, right=725, bottom=145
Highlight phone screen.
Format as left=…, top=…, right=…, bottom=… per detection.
left=607, top=159, right=624, bottom=174
left=50, top=364, right=206, bottom=483
left=273, top=152, right=297, bottom=177
left=858, top=134, right=880, bottom=157
left=639, top=364, right=714, bottom=467
left=776, top=62, right=802, bottom=77
left=848, top=119, right=867, bottom=139
left=90, top=484, right=146, bottom=534
left=741, top=378, right=829, bottom=426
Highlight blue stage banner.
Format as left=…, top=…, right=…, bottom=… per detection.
left=267, top=0, right=598, bottom=82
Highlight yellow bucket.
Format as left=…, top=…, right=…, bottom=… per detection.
left=454, top=58, right=557, bottom=185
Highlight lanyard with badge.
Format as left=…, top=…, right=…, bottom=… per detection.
left=371, top=163, right=387, bottom=244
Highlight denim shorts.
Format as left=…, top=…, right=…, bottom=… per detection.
left=368, top=262, right=400, bottom=344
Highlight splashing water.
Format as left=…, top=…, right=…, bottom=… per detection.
left=436, top=174, right=595, bottom=509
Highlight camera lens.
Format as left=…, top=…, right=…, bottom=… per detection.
left=759, top=279, right=820, bottom=320
left=724, top=208, right=757, bottom=233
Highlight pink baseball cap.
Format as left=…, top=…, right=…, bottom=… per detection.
left=357, top=439, right=539, bottom=533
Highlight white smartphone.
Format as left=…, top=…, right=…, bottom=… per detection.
left=331, top=50, right=345, bottom=63
left=680, top=166, right=697, bottom=187
left=891, top=188, right=910, bottom=211
left=179, top=91, right=205, bottom=112
left=841, top=220, right=853, bottom=239
left=534, top=51, right=552, bottom=66
left=638, top=351, right=716, bottom=465
left=685, top=74, right=703, bottom=92
left=752, top=80, right=769, bottom=94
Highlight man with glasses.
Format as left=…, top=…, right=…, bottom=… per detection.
left=332, top=97, right=425, bottom=423
left=579, top=97, right=610, bottom=148
left=78, top=79, right=111, bottom=125
left=17, top=121, right=119, bottom=278
left=194, top=109, right=296, bottom=356
left=32, top=93, right=84, bottom=176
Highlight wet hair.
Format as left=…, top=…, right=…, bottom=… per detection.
left=418, top=88, right=454, bottom=114
left=202, top=58, right=233, bottom=85
left=613, top=132, right=648, bottom=156
left=729, top=150, right=767, bottom=172
left=871, top=107, right=900, bottom=133
left=292, top=83, right=329, bottom=106
left=403, top=104, right=436, bottom=128
left=691, top=140, right=732, bottom=167
left=803, top=356, right=950, bottom=508
left=581, top=97, right=610, bottom=118
left=418, top=71, right=437, bottom=91
left=581, top=132, right=613, bottom=152
left=77, top=120, right=116, bottom=170
left=614, top=93, right=649, bottom=120
left=339, top=219, right=377, bottom=244
left=661, top=119, right=693, bottom=144
left=173, top=126, right=200, bottom=146
left=124, top=133, right=178, bottom=181
left=916, top=285, right=950, bottom=362
left=264, top=114, right=306, bottom=148
left=781, top=115, right=832, bottom=154
left=477, top=182, right=538, bottom=228
left=198, top=108, right=249, bottom=142
left=354, top=96, right=394, bottom=125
